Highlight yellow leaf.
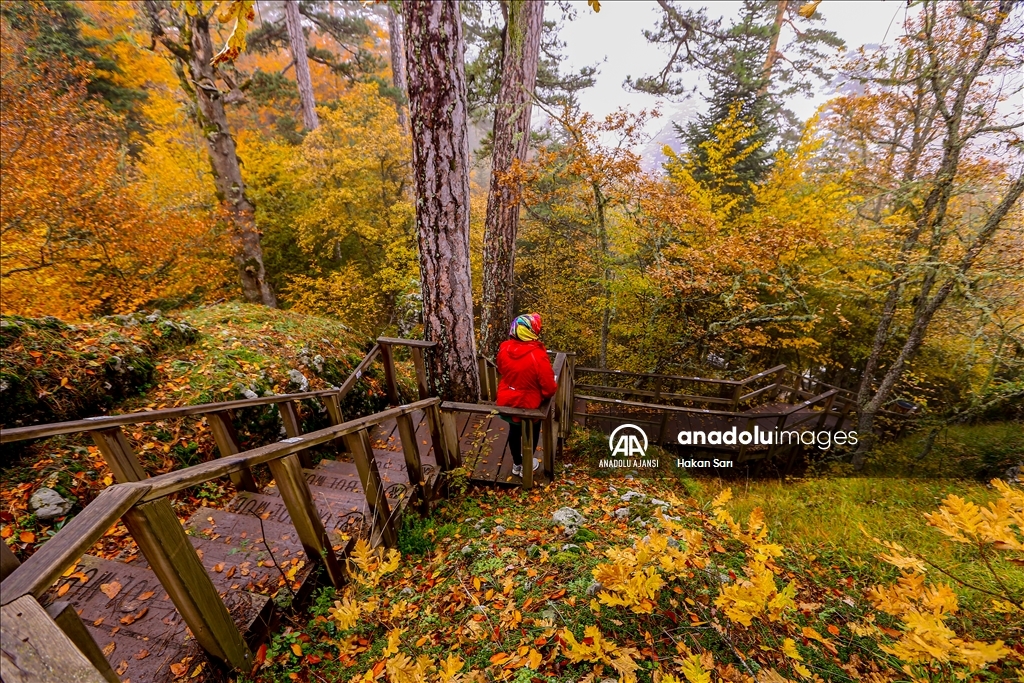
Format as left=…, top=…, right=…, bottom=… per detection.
left=782, top=638, right=803, bottom=661
left=384, top=627, right=404, bottom=657
left=290, top=642, right=302, bottom=657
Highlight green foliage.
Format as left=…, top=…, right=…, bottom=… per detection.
left=397, top=514, right=437, bottom=557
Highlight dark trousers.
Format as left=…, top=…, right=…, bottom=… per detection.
left=507, top=420, right=542, bottom=467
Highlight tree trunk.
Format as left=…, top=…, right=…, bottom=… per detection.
left=285, top=0, right=319, bottom=131
left=403, top=0, right=480, bottom=402
left=479, top=0, right=544, bottom=359
left=188, top=12, right=276, bottom=307
left=757, top=0, right=788, bottom=96
left=388, top=6, right=408, bottom=129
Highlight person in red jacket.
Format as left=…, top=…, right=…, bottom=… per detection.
left=496, top=313, right=558, bottom=477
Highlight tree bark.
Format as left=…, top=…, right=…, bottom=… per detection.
left=757, top=0, right=787, bottom=96
left=285, top=0, right=319, bottom=131
left=388, top=6, right=408, bottom=129
left=403, top=0, right=480, bottom=402
left=479, top=0, right=545, bottom=359
left=187, top=11, right=276, bottom=306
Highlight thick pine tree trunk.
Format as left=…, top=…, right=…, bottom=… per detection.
left=403, top=0, right=480, bottom=402
left=388, top=6, right=408, bottom=129
left=188, top=12, right=276, bottom=307
left=285, top=0, right=319, bottom=131
left=480, top=0, right=544, bottom=359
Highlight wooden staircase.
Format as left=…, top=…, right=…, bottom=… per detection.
left=45, top=412, right=438, bottom=682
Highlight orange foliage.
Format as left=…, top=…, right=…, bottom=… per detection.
left=0, top=21, right=229, bottom=320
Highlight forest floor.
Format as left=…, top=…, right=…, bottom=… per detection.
left=244, top=428, right=1022, bottom=683
left=1, top=305, right=1021, bottom=683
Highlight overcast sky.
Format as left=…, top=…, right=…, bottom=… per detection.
left=553, top=0, right=915, bottom=147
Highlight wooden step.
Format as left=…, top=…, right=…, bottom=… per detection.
left=47, top=553, right=271, bottom=683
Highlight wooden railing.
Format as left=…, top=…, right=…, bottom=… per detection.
left=0, top=338, right=444, bottom=677
left=446, top=351, right=574, bottom=489
left=0, top=395, right=453, bottom=675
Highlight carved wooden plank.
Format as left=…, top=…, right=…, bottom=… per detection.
left=121, top=499, right=252, bottom=671
left=395, top=412, right=427, bottom=515
left=208, top=410, right=258, bottom=492
left=90, top=427, right=147, bottom=483
left=1, top=484, right=148, bottom=606
left=0, top=595, right=107, bottom=683
left=343, top=429, right=397, bottom=548
left=45, top=601, right=119, bottom=683
left=266, top=453, right=346, bottom=586
left=438, top=409, right=462, bottom=471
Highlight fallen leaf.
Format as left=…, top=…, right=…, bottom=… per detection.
left=19, top=530, right=35, bottom=544
left=138, top=591, right=155, bottom=601
left=827, top=624, right=840, bottom=636
left=117, top=660, right=129, bottom=675
left=170, top=662, right=187, bottom=677
left=489, top=653, right=509, bottom=665
left=101, top=581, right=122, bottom=600
left=57, top=583, right=70, bottom=597
left=135, top=650, right=150, bottom=660
left=102, top=642, right=116, bottom=657
left=291, top=642, right=303, bottom=657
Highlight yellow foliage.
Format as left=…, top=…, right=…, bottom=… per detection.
left=925, top=479, right=1024, bottom=551
left=560, top=626, right=641, bottom=683
left=348, top=538, right=401, bottom=586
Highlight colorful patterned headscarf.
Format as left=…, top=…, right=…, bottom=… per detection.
left=510, top=313, right=542, bottom=342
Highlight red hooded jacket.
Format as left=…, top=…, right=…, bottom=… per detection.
left=495, top=339, right=558, bottom=414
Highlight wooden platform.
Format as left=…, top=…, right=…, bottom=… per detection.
left=454, top=411, right=554, bottom=487
left=40, top=411, right=439, bottom=683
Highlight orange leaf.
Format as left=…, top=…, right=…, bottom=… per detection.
left=290, top=642, right=303, bottom=657
left=827, top=624, right=840, bottom=636
left=101, top=581, right=122, bottom=600
left=57, top=583, right=71, bottom=597
left=138, top=591, right=155, bottom=601
left=19, top=530, right=35, bottom=543
left=170, top=662, right=187, bottom=677
left=489, top=653, right=510, bottom=665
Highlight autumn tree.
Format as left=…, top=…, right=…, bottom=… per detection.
left=825, top=0, right=1024, bottom=465
left=0, top=15, right=226, bottom=318
left=144, top=0, right=276, bottom=307
left=387, top=6, right=408, bottom=129
left=632, top=1, right=842, bottom=191
left=479, top=0, right=545, bottom=359
left=403, top=0, right=480, bottom=402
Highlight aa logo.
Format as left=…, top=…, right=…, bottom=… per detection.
left=609, top=424, right=648, bottom=458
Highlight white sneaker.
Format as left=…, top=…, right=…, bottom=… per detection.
left=532, top=457, right=541, bottom=471
left=512, top=464, right=523, bottom=477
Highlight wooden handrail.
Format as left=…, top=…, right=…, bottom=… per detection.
left=576, top=366, right=746, bottom=385
left=1, top=483, right=150, bottom=605
left=377, top=337, right=436, bottom=349
left=736, top=364, right=788, bottom=386
left=577, top=387, right=840, bottom=420
left=140, top=398, right=440, bottom=501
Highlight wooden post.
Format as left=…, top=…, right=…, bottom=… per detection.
left=542, top=414, right=556, bottom=482
left=207, top=411, right=258, bottom=492
left=477, top=358, right=489, bottom=401
left=423, top=403, right=452, bottom=473
left=395, top=412, right=428, bottom=515
left=438, top=409, right=462, bottom=471
left=324, top=393, right=347, bottom=451
left=737, top=417, right=755, bottom=461
left=343, top=429, right=398, bottom=548
left=380, top=343, right=401, bottom=407
left=266, top=453, right=347, bottom=586
left=521, top=419, right=535, bottom=489
left=45, top=601, right=119, bottom=683
left=730, top=384, right=744, bottom=411
left=280, top=401, right=312, bottom=469
left=90, top=427, right=147, bottom=483
left=0, top=540, right=20, bottom=582
left=121, top=499, right=252, bottom=670
left=1, top=595, right=108, bottom=683
left=816, top=393, right=837, bottom=431
left=653, top=376, right=663, bottom=404
left=411, top=347, right=431, bottom=400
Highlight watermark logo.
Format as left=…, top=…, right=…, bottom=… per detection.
left=609, top=424, right=649, bottom=458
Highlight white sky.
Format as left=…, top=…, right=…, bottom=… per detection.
left=554, top=0, right=914, bottom=142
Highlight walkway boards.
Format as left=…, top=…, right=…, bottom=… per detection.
left=42, top=411, right=439, bottom=683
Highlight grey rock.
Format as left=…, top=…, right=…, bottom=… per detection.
left=288, top=369, right=309, bottom=392
left=472, top=605, right=487, bottom=615
left=311, top=355, right=325, bottom=373
left=401, top=587, right=415, bottom=596
left=144, top=311, right=162, bottom=323
left=242, top=389, right=259, bottom=400
left=650, top=498, right=670, bottom=508
left=624, top=474, right=635, bottom=480
left=460, top=545, right=473, bottom=556
left=620, top=491, right=645, bottom=503
left=560, top=544, right=580, bottom=552
left=493, top=525, right=506, bottom=535
left=632, top=517, right=647, bottom=528
left=586, top=581, right=604, bottom=596
left=552, top=507, right=586, bottom=527
left=667, top=537, right=681, bottom=549
left=30, top=487, right=71, bottom=520
left=613, top=507, right=630, bottom=520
